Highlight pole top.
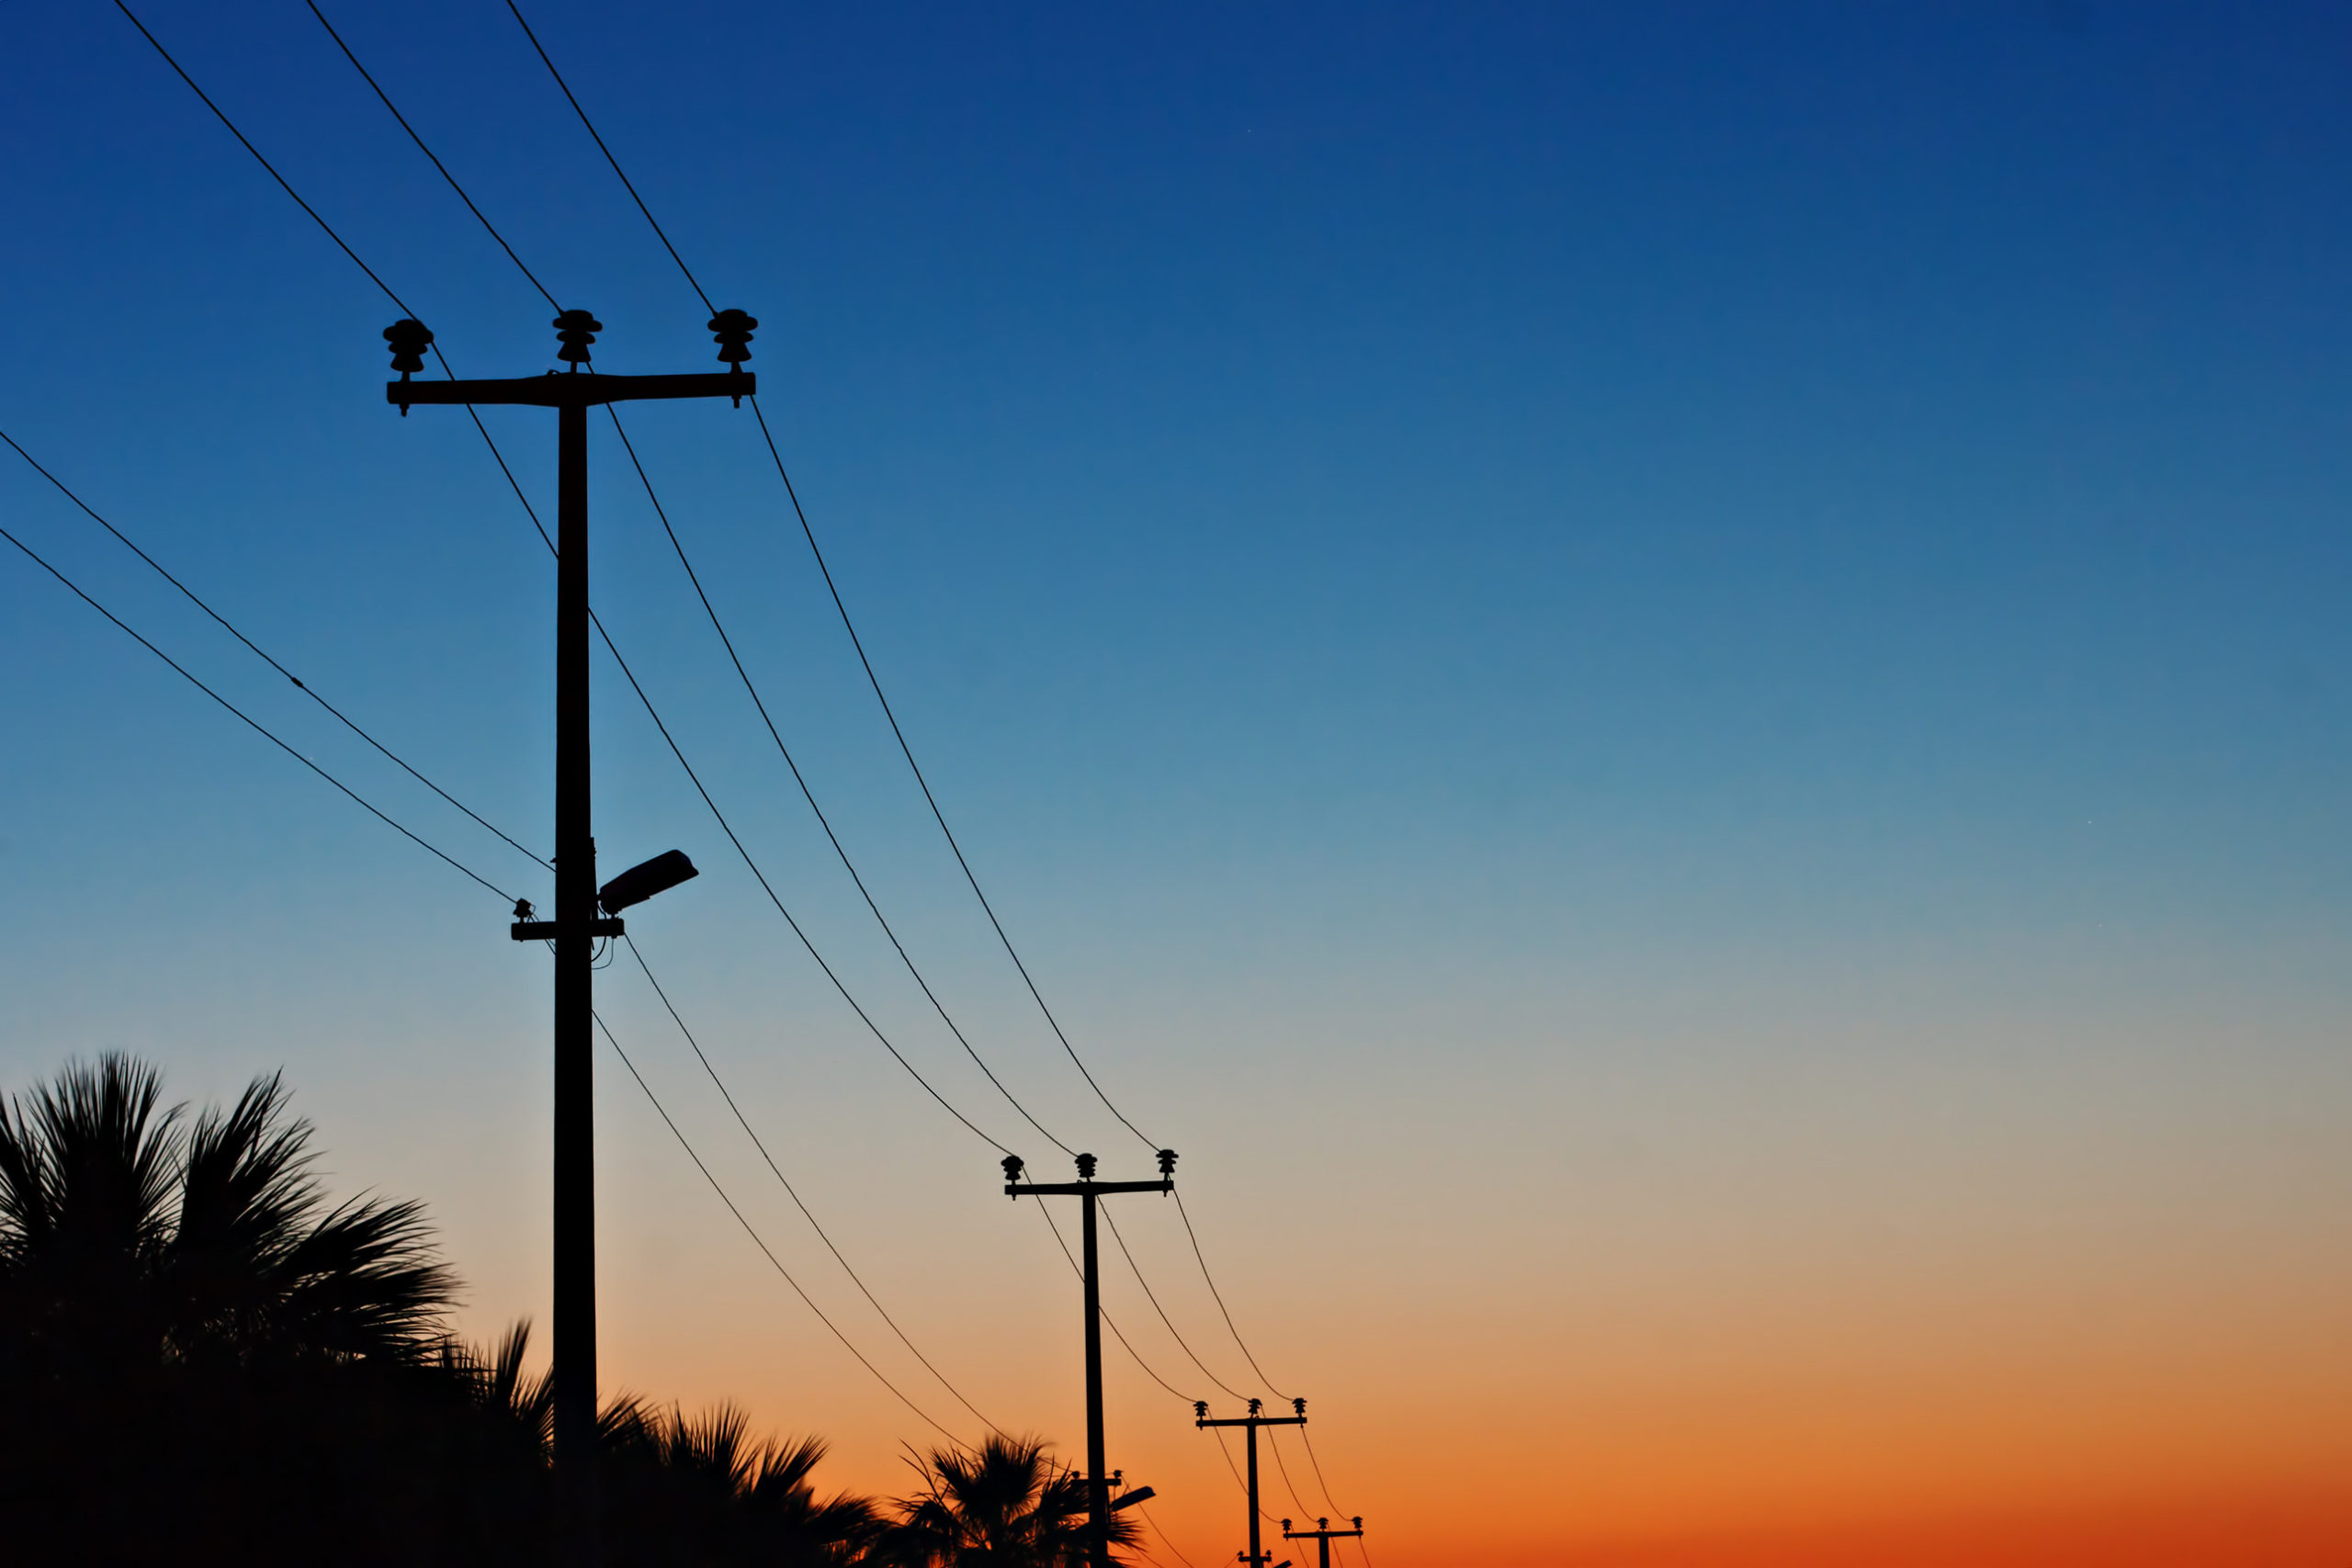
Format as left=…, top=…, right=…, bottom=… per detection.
left=554, top=309, right=601, bottom=368
left=1248, top=1397, right=1262, bottom=1416
left=1074, top=1152, right=1097, bottom=1180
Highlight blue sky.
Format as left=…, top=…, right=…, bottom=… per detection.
left=5, top=3, right=2351, bottom=1559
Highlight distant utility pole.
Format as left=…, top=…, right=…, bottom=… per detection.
left=1003, top=1150, right=1179, bottom=1568
left=1283, top=1515, right=1365, bottom=1568
left=384, top=308, right=752, bottom=1568
left=1197, top=1396, right=1310, bottom=1568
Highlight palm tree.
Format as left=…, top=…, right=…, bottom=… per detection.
left=600, top=1395, right=879, bottom=1566
left=881, top=1433, right=1143, bottom=1568
left=0, top=1055, right=460, bottom=1564
left=0, top=1054, right=451, bottom=1371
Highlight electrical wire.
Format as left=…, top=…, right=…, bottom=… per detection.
left=622, top=933, right=1009, bottom=1437
left=501, top=0, right=714, bottom=315
left=0, top=516, right=513, bottom=904
left=1208, top=1427, right=1284, bottom=1529
left=1174, top=1190, right=1293, bottom=1402
left=1027, top=1202, right=1195, bottom=1406
left=587, top=605, right=1021, bottom=1157
left=744, top=398, right=1162, bottom=1154
left=1263, top=1423, right=1317, bottom=1527
left=592, top=1008, right=980, bottom=1454
left=0, top=428, right=548, bottom=876
left=1098, top=1204, right=1250, bottom=1403
left=301, top=0, right=563, bottom=313
left=605, top=406, right=1077, bottom=1156
left=1296, top=1427, right=1370, bottom=1565
left=1136, top=1502, right=1199, bottom=1568
left=113, top=0, right=420, bottom=320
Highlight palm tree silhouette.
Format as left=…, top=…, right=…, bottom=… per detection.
left=600, top=1393, right=879, bottom=1565
left=881, top=1433, right=1143, bottom=1568
left=0, top=1054, right=451, bottom=1370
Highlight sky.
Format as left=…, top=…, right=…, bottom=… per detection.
left=4, top=2, right=2351, bottom=1563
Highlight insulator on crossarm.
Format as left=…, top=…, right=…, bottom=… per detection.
left=1075, top=1152, right=1097, bottom=1180
left=1193, top=1400, right=1208, bottom=1422
left=1292, top=1397, right=1306, bottom=1417
left=553, top=309, right=601, bottom=367
left=709, top=308, right=755, bottom=365
left=384, top=319, right=433, bottom=376
left=1157, top=1148, right=1178, bottom=1178
left=384, top=319, right=433, bottom=412
left=1248, top=1397, right=1261, bottom=1416
left=1001, top=1154, right=1024, bottom=1192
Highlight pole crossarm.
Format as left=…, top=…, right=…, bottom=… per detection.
left=388, top=368, right=754, bottom=412
left=1010, top=1179, right=1173, bottom=1198
left=1197, top=1415, right=1307, bottom=1427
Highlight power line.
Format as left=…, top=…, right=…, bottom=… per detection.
left=1174, top=1190, right=1293, bottom=1402
left=0, top=515, right=513, bottom=904
left=621, top=933, right=1009, bottom=1438
left=591, top=1007, right=980, bottom=1454
left=1136, top=1503, right=1200, bottom=1568
left=1098, top=1204, right=1250, bottom=1404
left=745, top=398, right=1163, bottom=1154
left=501, top=0, right=714, bottom=315
left=481, top=0, right=1162, bottom=1163
left=0, top=428, right=548, bottom=876
left=605, top=405, right=1077, bottom=1156
left=586, top=604, right=1022, bottom=1158
left=1030, top=1202, right=1193, bottom=1406
left=1263, top=1422, right=1317, bottom=1525
left=301, top=0, right=563, bottom=313
left=114, top=0, right=417, bottom=320
left=1296, top=1428, right=1372, bottom=1568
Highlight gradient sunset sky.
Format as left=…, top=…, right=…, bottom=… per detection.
left=5, top=3, right=2350, bottom=1564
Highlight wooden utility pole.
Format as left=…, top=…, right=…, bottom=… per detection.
left=1003, top=1150, right=1179, bottom=1568
left=384, top=307, right=754, bottom=1568
left=1283, top=1516, right=1364, bottom=1568
left=1197, top=1397, right=1309, bottom=1568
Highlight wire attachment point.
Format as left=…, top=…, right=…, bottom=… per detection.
left=1075, top=1152, right=1098, bottom=1180
left=553, top=308, right=601, bottom=367
left=384, top=319, right=432, bottom=412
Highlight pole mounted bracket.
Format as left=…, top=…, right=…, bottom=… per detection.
left=512, top=918, right=624, bottom=942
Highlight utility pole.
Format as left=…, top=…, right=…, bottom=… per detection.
left=1283, top=1516, right=1364, bottom=1568
left=384, top=307, right=754, bottom=1568
left=1003, top=1150, right=1179, bottom=1568
left=1196, top=1397, right=1309, bottom=1568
